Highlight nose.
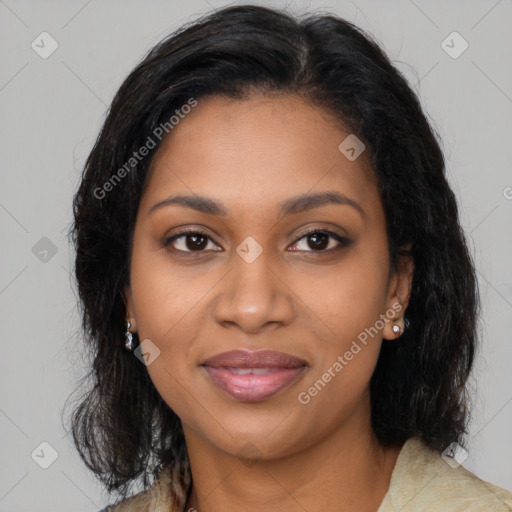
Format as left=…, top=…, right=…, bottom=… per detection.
left=212, top=248, right=295, bottom=335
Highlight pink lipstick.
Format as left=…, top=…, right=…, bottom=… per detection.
left=201, top=350, right=306, bottom=401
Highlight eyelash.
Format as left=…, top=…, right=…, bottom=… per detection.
left=162, top=227, right=350, bottom=255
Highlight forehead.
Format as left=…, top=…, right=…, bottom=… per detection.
left=139, top=94, right=379, bottom=219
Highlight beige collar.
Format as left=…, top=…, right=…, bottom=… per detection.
left=107, top=437, right=512, bottom=511
left=377, top=437, right=512, bottom=511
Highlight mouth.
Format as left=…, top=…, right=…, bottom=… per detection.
left=201, top=350, right=307, bottom=402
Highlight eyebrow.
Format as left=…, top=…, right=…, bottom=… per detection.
left=147, top=191, right=365, bottom=218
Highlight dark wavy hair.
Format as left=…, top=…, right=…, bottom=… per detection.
left=64, top=3, right=479, bottom=500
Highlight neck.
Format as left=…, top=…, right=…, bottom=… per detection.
left=182, top=399, right=403, bottom=512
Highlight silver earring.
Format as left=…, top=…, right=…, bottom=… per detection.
left=392, top=317, right=408, bottom=337
left=392, top=317, right=405, bottom=337
left=125, top=321, right=135, bottom=351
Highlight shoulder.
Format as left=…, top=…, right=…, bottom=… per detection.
left=379, top=437, right=512, bottom=511
left=98, top=488, right=153, bottom=512
left=98, top=460, right=191, bottom=512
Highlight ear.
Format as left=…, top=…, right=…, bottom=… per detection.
left=382, top=245, right=414, bottom=340
left=123, top=284, right=137, bottom=332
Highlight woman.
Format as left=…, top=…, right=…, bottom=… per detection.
left=67, top=4, right=512, bottom=511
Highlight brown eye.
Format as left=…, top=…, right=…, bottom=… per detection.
left=163, top=229, right=221, bottom=252
left=288, top=229, right=349, bottom=252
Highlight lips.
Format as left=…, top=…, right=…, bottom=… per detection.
left=201, top=350, right=307, bottom=401
left=202, top=350, right=306, bottom=369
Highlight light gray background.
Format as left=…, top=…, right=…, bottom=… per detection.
left=1, top=0, right=511, bottom=510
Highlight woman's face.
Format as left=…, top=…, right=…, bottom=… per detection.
left=125, top=93, right=413, bottom=460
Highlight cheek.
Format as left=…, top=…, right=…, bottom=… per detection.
left=292, top=247, right=388, bottom=400
left=128, top=249, right=209, bottom=407
left=292, top=248, right=389, bottom=346
left=129, top=240, right=212, bottom=341
left=296, top=284, right=385, bottom=429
